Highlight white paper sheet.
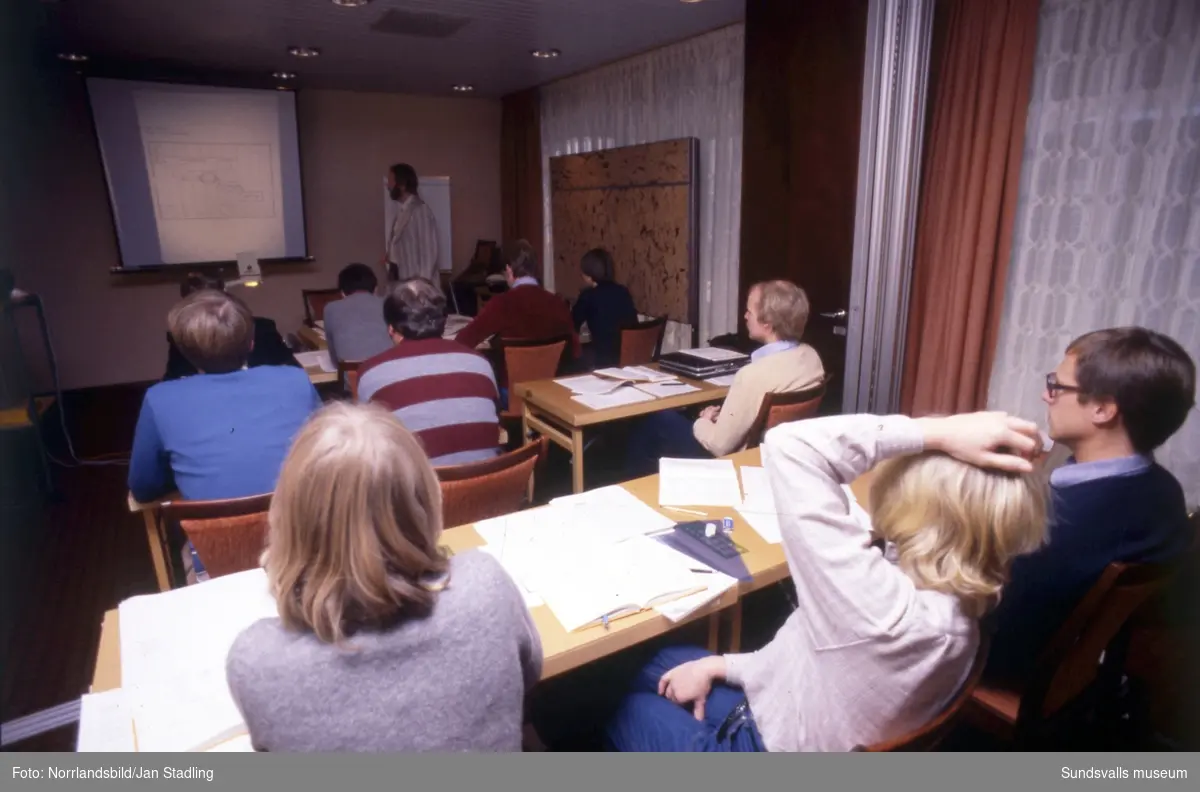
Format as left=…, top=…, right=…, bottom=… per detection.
left=476, top=545, right=545, bottom=608
left=594, top=366, right=675, bottom=383
left=119, top=569, right=277, bottom=752
left=736, top=509, right=783, bottom=544
left=633, top=381, right=699, bottom=398
left=704, top=373, right=738, bottom=387
left=294, top=349, right=334, bottom=372
left=518, top=535, right=703, bottom=632
left=547, top=486, right=675, bottom=533
left=554, top=374, right=627, bottom=395
left=571, top=389, right=657, bottom=410
left=77, top=689, right=136, bottom=752
left=653, top=557, right=738, bottom=623
left=657, top=458, right=744, bottom=507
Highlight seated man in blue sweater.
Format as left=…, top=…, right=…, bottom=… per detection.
left=987, top=326, right=1195, bottom=683
left=129, top=289, right=322, bottom=505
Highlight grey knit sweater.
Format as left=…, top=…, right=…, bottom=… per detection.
left=226, top=550, right=542, bottom=752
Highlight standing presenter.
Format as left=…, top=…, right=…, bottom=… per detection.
left=381, top=163, right=440, bottom=286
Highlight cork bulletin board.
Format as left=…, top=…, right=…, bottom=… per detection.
left=549, top=139, right=700, bottom=342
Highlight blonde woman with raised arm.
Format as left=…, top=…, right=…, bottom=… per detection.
left=607, top=412, right=1049, bottom=752
left=226, top=403, right=542, bottom=752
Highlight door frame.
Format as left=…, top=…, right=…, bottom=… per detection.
left=842, top=0, right=935, bottom=414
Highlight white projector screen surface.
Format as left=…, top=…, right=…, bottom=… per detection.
left=87, top=79, right=308, bottom=269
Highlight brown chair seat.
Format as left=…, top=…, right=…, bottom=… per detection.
left=494, top=335, right=571, bottom=422
left=436, top=437, right=549, bottom=528
left=158, top=493, right=273, bottom=586
left=745, top=379, right=829, bottom=449
left=966, top=561, right=1176, bottom=747
left=618, top=316, right=667, bottom=367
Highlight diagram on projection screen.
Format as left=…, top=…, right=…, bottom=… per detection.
left=134, top=89, right=287, bottom=263
left=146, top=142, right=276, bottom=221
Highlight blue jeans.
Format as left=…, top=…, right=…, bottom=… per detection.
left=626, top=410, right=711, bottom=478
left=606, top=646, right=765, bottom=752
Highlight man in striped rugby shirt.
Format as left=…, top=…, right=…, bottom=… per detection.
left=357, top=278, right=501, bottom=466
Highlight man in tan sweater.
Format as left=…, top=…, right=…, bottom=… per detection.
left=627, top=280, right=824, bottom=472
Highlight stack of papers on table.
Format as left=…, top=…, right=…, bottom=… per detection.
left=118, top=568, right=277, bottom=752
left=477, top=490, right=729, bottom=629
left=514, top=535, right=707, bottom=632
left=294, top=350, right=335, bottom=372
left=593, top=366, right=676, bottom=384
left=658, top=458, right=744, bottom=507
left=734, top=466, right=872, bottom=544
left=735, top=466, right=783, bottom=543
left=570, top=388, right=658, bottom=410
left=705, top=373, right=738, bottom=387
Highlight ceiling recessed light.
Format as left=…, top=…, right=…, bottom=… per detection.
left=452, top=84, right=475, bottom=93
left=58, top=52, right=88, bottom=62
left=530, top=49, right=561, bottom=59
left=287, top=46, right=321, bottom=58
left=680, top=0, right=707, bottom=4
left=331, top=0, right=371, bottom=6
left=273, top=71, right=296, bottom=80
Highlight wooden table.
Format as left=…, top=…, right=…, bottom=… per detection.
left=127, top=491, right=179, bottom=593
left=98, top=448, right=874, bottom=693
left=519, top=368, right=730, bottom=493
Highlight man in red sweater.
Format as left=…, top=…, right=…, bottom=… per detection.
left=455, top=239, right=580, bottom=359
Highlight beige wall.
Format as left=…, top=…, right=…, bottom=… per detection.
left=11, top=79, right=502, bottom=390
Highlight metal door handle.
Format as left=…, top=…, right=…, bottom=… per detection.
left=819, top=310, right=848, bottom=320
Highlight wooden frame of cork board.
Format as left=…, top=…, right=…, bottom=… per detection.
left=549, top=138, right=700, bottom=344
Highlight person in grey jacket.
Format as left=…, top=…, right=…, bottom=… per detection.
left=322, top=263, right=393, bottom=366
left=226, top=402, right=542, bottom=752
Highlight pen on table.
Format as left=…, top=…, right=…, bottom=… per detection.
left=690, top=568, right=713, bottom=574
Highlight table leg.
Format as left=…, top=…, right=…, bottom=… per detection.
left=570, top=427, right=585, bottom=494
left=727, top=601, right=744, bottom=653
left=706, top=613, right=721, bottom=653
left=142, top=511, right=171, bottom=592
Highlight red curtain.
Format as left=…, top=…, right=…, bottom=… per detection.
left=900, top=0, right=1040, bottom=415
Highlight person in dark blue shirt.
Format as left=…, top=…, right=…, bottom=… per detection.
left=572, top=248, right=638, bottom=368
left=162, top=272, right=299, bottom=381
left=130, top=289, right=323, bottom=504
left=987, top=327, right=1196, bottom=683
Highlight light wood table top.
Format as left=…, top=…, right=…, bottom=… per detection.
left=94, top=447, right=874, bottom=692
left=517, top=366, right=728, bottom=429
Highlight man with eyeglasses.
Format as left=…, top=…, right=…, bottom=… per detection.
left=986, top=327, right=1195, bottom=684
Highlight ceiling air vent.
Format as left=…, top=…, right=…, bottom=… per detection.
left=369, top=8, right=471, bottom=39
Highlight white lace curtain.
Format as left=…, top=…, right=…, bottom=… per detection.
left=988, top=0, right=1200, bottom=504
left=539, top=24, right=745, bottom=350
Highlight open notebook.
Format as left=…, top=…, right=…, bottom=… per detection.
left=119, top=568, right=277, bottom=752
left=514, top=535, right=707, bottom=632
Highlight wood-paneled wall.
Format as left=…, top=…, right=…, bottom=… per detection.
left=739, top=0, right=870, bottom=327
left=550, top=139, right=699, bottom=331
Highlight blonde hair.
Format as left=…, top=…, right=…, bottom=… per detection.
left=167, top=289, right=253, bottom=373
left=869, top=452, right=1048, bottom=617
left=752, top=280, right=810, bottom=341
left=264, top=402, right=448, bottom=644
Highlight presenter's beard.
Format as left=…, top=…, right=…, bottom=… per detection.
left=390, top=187, right=404, bottom=201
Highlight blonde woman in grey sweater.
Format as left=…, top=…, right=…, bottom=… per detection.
left=226, top=403, right=541, bottom=752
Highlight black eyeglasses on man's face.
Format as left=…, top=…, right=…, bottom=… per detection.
left=1045, top=372, right=1082, bottom=396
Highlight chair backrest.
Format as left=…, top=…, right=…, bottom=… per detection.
left=436, top=437, right=548, bottom=527
left=494, top=335, right=570, bottom=416
left=180, top=511, right=270, bottom=580
left=158, top=493, right=273, bottom=586
left=1018, top=561, right=1175, bottom=725
left=302, top=288, right=342, bottom=325
left=854, top=632, right=992, bottom=751
left=619, top=316, right=667, bottom=367
left=338, top=359, right=363, bottom=400
left=745, top=380, right=828, bottom=448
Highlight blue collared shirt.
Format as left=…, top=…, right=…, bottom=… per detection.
left=1049, top=453, right=1154, bottom=489
left=511, top=276, right=540, bottom=289
left=750, top=339, right=800, bottom=363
